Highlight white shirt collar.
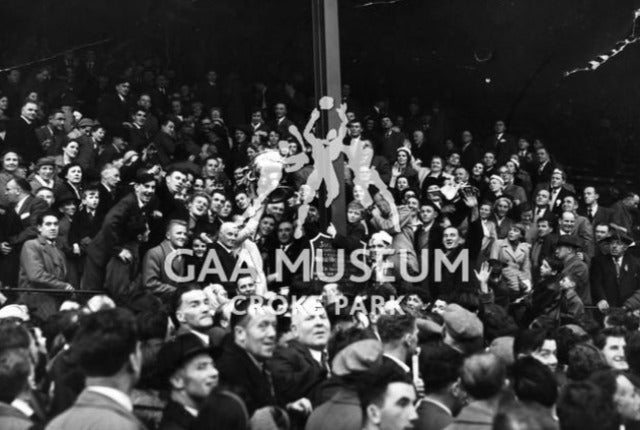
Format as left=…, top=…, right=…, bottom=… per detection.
left=383, top=353, right=410, bottom=373
left=15, top=195, right=29, bottom=213
left=11, top=398, right=34, bottom=417
left=86, top=386, right=133, bottom=412
left=184, top=405, right=199, bottom=417
left=188, top=328, right=210, bottom=346
left=309, top=348, right=323, bottom=364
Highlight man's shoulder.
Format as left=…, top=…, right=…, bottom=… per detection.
left=46, top=405, right=141, bottom=430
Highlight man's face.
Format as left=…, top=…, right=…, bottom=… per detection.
left=167, top=224, right=187, bottom=248
left=442, top=227, right=460, bottom=250
left=210, top=193, right=225, bottom=214
left=494, top=121, right=506, bottom=134
left=349, top=122, right=363, bottom=138
left=531, top=339, right=558, bottom=373
left=609, top=240, right=627, bottom=258
left=406, top=197, right=419, bottom=213
left=419, top=205, right=437, bottom=224
left=219, top=226, right=237, bottom=249
left=22, top=103, right=38, bottom=121
left=601, top=336, right=628, bottom=370
left=134, top=181, right=156, bottom=205
left=162, top=121, right=176, bottom=137
left=495, top=201, right=510, bottom=217
left=412, top=130, right=424, bottom=144
left=138, top=95, right=151, bottom=109
left=266, top=202, right=285, bottom=221
left=173, top=354, right=219, bottom=402
left=483, top=152, right=495, bottom=167
left=462, top=131, right=472, bottom=143
left=292, top=300, right=331, bottom=349
left=116, top=82, right=130, bottom=97
left=498, top=167, right=512, bottom=184
left=454, top=168, right=468, bottom=184
left=133, top=111, right=147, bottom=126
left=5, top=180, right=21, bottom=203
left=560, top=213, right=575, bottom=233
left=50, top=113, right=65, bottom=130
left=369, top=382, right=418, bottom=430
left=550, top=173, right=564, bottom=189
left=562, top=196, right=577, bottom=213
left=277, top=222, right=293, bottom=244
left=104, top=169, right=121, bottom=188
left=189, top=196, right=209, bottom=217
left=536, top=190, right=550, bottom=207
left=274, top=103, right=287, bottom=118
left=583, top=187, right=597, bottom=205
left=166, top=171, right=186, bottom=194
left=595, top=226, right=610, bottom=242
left=36, top=190, right=54, bottom=207
left=537, top=148, right=549, bottom=163
left=236, top=277, right=257, bottom=297
left=347, top=208, right=363, bottom=224
left=537, top=221, right=552, bottom=238
left=38, top=215, right=59, bottom=240
left=237, top=307, right=277, bottom=359
left=555, top=245, right=572, bottom=260
left=177, top=290, right=213, bottom=331
left=251, top=111, right=263, bottom=124
left=521, top=210, right=533, bottom=224
left=381, top=117, right=393, bottom=130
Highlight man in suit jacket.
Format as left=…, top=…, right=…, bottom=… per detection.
left=460, top=130, right=483, bottom=171
left=97, top=165, right=121, bottom=217
left=0, top=346, right=33, bottom=430
left=207, top=222, right=243, bottom=296
left=532, top=147, right=556, bottom=189
left=18, top=212, right=73, bottom=322
left=378, top=314, right=419, bottom=384
left=581, top=186, right=612, bottom=232
left=415, top=344, right=464, bottom=430
left=272, top=102, right=296, bottom=141
left=97, top=78, right=132, bottom=136
left=216, top=297, right=277, bottom=415
left=153, top=118, right=177, bottom=167
left=268, top=296, right=330, bottom=406
left=36, top=109, right=67, bottom=156
left=4, top=101, right=42, bottom=165
left=591, top=232, right=640, bottom=313
left=547, top=170, right=573, bottom=217
left=560, top=197, right=594, bottom=259
left=377, top=115, right=406, bottom=163
left=45, top=308, right=146, bottom=430
left=82, top=172, right=155, bottom=291
left=142, top=220, right=187, bottom=302
left=126, top=108, right=151, bottom=152
left=484, top=120, right=517, bottom=165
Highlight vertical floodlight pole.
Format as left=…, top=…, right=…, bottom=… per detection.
left=311, top=0, right=346, bottom=234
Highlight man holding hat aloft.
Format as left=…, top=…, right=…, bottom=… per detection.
left=157, top=333, right=219, bottom=430
left=591, top=229, right=640, bottom=312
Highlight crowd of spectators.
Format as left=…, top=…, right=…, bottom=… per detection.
left=0, top=49, right=638, bottom=430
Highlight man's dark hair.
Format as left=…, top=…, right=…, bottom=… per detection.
left=48, top=109, right=64, bottom=119
left=557, top=381, right=619, bottom=430
left=566, top=343, right=608, bottom=381
left=604, top=309, right=640, bottom=332
left=71, top=308, right=138, bottom=377
left=541, top=256, right=563, bottom=273
left=593, top=326, right=627, bottom=350
left=512, top=357, right=558, bottom=408
left=171, top=283, right=203, bottom=320
left=376, top=314, right=416, bottom=344
left=419, top=344, right=463, bottom=394
left=355, top=361, right=413, bottom=416
left=0, top=348, right=31, bottom=403
left=160, top=116, right=175, bottom=127
left=513, top=328, right=550, bottom=358
left=136, top=310, right=168, bottom=341
left=0, top=320, right=31, bottom=352
left=459, top=352, right=506, bottom=400
left=36, top=210, right=60, bottom=226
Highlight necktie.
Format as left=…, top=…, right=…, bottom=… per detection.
left=588, top=208, right=594, bottom=222
left=614, top=258, right=622, bottom=278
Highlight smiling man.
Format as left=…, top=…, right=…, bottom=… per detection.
left=157, top=333, right=219, bottom=430
left=269, top=296, right=331, bottom=406
left=216, top=297, right=278, bottom=414
left=595, top=327, right=629, bottom=371
left=142, top=220, right=188, bottom=302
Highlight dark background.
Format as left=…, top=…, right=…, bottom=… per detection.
left=1, top=0, right=639, bottom=185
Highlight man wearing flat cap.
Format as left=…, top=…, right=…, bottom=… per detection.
left=442, top=303, right=484, bottom=356
left=82, top=170, right=155, bottom=291
left=591, top=230, right=640, bottom=313
left=555, top=235, right=591, bottom=306
left=156, top=333, right=219, bottom=430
